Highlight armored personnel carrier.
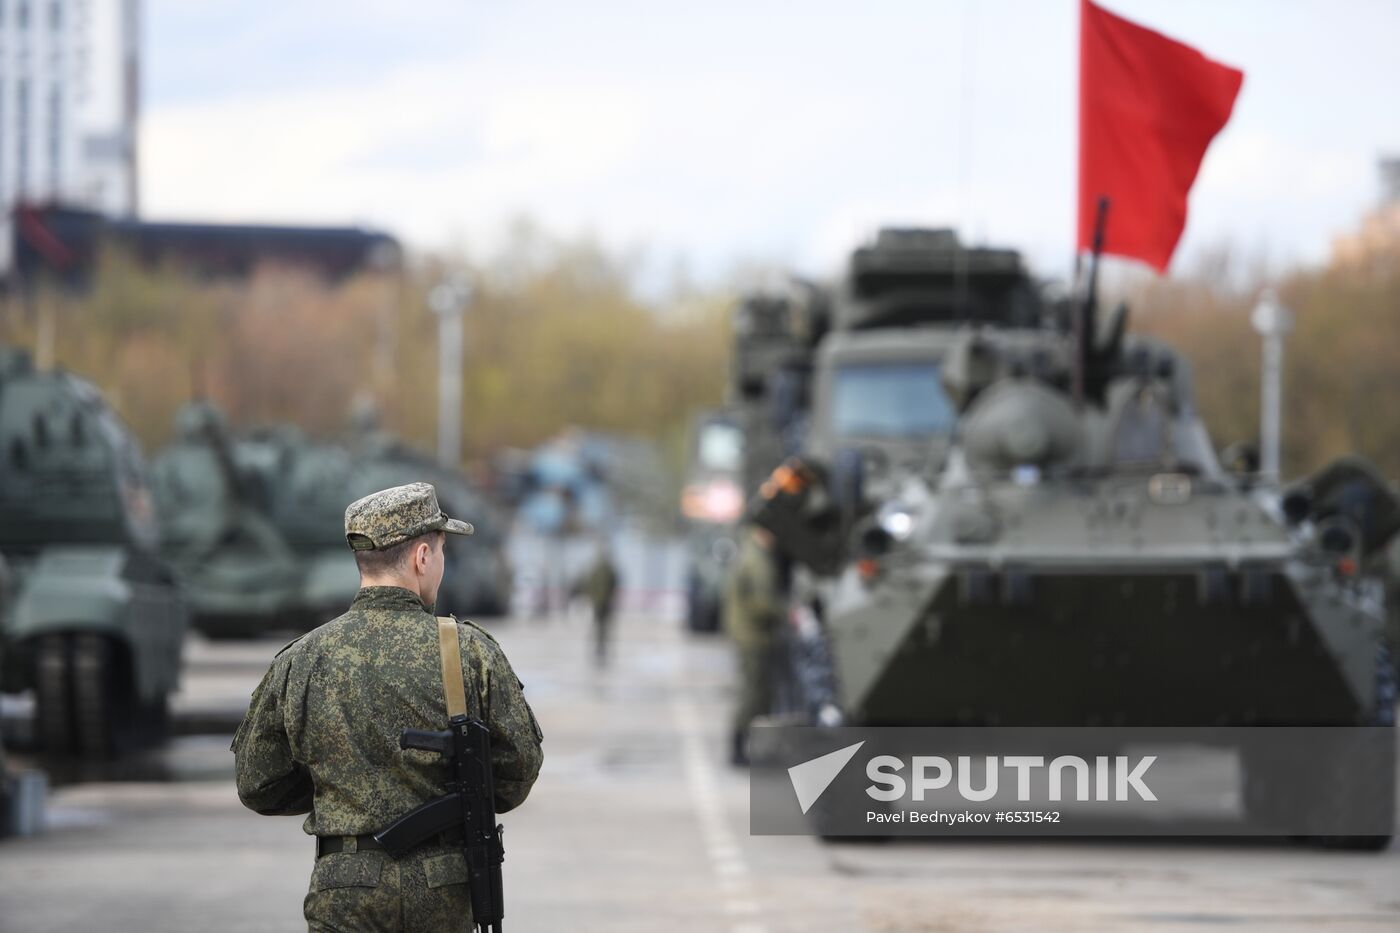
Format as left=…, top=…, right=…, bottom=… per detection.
left=0, top=347, right=187, bottom=756
left=755, top=306, right=1398, bottom=847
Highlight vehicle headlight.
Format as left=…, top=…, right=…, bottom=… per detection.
left=877, top=501, right=918, bottom=541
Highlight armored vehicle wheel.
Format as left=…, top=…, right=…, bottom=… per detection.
left=686, top=599, right=720, bottom=634
left=34, top=633, right=154, bottom=758
left=35, top=634, right=75, bottom=756
left=685, top=572, right=721, bottom=633
left=1245, top=744, right=1394, bottom=851
left=1243, top=649, right=1396, bottom=851
left=73, top=634, right=137, bottom=756
left=1310, top=648, right=1396, bottom=851
left=1306, top=739, right=1395, bottom=851
left=775, top=615, right=841, bottom=724
left=684, top=595, right=710, bottom=633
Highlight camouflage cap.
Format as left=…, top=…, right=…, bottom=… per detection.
left=343, top=482, right=474, bottom=551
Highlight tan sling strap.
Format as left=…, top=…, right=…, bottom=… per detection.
left=436, top=616, right=469, bottom=719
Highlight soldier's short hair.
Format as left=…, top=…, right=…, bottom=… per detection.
left=353, top=530, right=443, bottom=576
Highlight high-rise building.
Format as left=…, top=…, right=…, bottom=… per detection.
left=0, top=0, right=139, bottom=276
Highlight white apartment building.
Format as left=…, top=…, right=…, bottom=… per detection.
left=0, top=0, right=138, bottom=274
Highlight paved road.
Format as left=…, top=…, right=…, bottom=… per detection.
left=2, top=611, right=1398, bottom=932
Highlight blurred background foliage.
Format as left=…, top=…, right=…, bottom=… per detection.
left=1, top=216, right=1398, bottom=485
left=0, top=223, right=734, bottom=480
left=1118, top=234, right=1400, bottom=482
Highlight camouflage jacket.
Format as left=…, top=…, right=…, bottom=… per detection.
left=723, top=535, right=786, bottom=649
left=232, top=586, right=543, bottom=836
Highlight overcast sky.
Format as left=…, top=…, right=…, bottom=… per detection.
left=142, top=0, right=1400, bottom=284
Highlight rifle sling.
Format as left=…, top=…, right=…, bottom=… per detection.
left=437, top=616, right=469, bottom=719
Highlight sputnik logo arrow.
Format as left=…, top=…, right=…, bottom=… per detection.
left=787, top=741, right=865, bottom=814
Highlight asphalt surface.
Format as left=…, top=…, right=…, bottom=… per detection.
left=2, top=608, right=1399, bottom=932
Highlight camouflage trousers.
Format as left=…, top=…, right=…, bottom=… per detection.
left=732, top=640, right=776, bottom=735
left=304, top=841, right=472, bottom=932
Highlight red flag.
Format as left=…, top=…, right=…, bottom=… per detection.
left=1078, top=0, right=1243, bottom=272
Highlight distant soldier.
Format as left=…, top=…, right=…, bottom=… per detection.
left=0, top=556, right=9, bottom=834
left=233, top=482, right=543, bottom=932
left=1385, top=536, right=1400, bottom=680
left=723, top=524, right=789, bottom=766
left=582, top=542, right=621, bottom=666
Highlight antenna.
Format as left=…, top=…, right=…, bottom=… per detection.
left=954, top=0, right=980, bottom=319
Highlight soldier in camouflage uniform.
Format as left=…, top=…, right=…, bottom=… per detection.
left=582, top=542, right=620, bottom=667
left=0, top=630, right=8, bottom=835
left=0, top=554, right=10, bottom=835
left=233, top=482, right=543, bottom=932
left=1385, top=536, right=1400, bottom=681
left=723, top=524, right=788, bottom=766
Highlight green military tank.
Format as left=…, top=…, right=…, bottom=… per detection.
left=0, top=347, right=187, bottom=756
left=232, top=424, right=363, bottom=626
left=149, top=402, right=305, bottom=638
left=346, top=419, right=512, bottom=619
left=150, top=401, right=512, bottom=638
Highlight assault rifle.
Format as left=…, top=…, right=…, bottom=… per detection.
left=375, top=715, right=505, bottom=933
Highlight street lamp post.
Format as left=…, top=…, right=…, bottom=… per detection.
left=429, top=274, right=472, bottom=469
left=368, top=241, right=403, bottom=399
left=1250, top=290, right=1294, bottom=485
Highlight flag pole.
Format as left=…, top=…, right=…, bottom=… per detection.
left=1074, top=195, right=1109, bottom=407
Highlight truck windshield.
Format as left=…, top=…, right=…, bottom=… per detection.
left=831, top=362, right=955, bottom=438
left=697, top=421, right=743, bottom=472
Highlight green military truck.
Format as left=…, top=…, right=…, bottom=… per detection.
left=730, top=228, right=1045, bottom=569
